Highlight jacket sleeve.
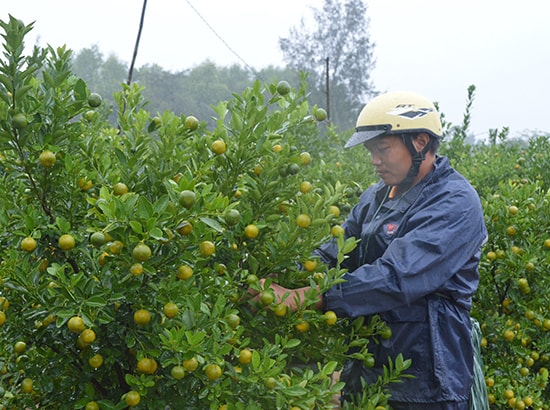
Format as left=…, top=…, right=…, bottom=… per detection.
left=324, top=183, right=487, bottom=318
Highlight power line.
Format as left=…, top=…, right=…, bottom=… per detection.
left=184, top=0, right=266, bottom=82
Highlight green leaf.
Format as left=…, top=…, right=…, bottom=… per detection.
left=251, top=350, right=261, bottom=370
left=341, top=237, right=358, bottom=254
left=125, top=373, right=139, bottom=386
left=54, top=309, right=77, bottom=321
left=153, top=195, right=169, bottom=214
left=14, top=83, right=32, bottom=100
left=181, top=310, right=196, bottom=329
left=74, top=78, right=87, bottom=100
left=149, top=227, right=163, bottom=240
left=64, top=152, right=74, bottom=172
left=185, top=330, right=206, bottom=346
left=0, top=73, right=12, bottom=91
left=55, top=217, right=71, bottom=233
left=129, top=221, right=143, bottom=234
left=322, top=361, right=338, bottom=375
left=97, top=400, right=118, bottom=410
left=136, top=196, right=154, bottom=219
left=283, top=338, right=301, bottom=349
left=42, top=70, right=54, bottom=87
left=199, top=216, right=223, bottom=233
left=248, top=254, right=259, bottom=274
left=0, top=90, right=9, bottom=104
left=86, top=295, right=107, bottom=307
left=114, top=148, right=127, bottom=166
left=283, top=385, right=308, bottom=396
left=24, top=212, right=35, bottom=232
left=84, top=382, right=95, bottom=398
left=145, top=217, right=158, bottom=233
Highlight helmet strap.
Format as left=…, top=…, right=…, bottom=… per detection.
left=400, top=134, right=430, bottom=187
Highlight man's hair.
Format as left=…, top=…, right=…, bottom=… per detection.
left=426, top=135, right=441, bottom=154
left=403, top=132, right=440, bottom=155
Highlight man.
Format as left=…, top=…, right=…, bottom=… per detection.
left=261, top=91, right=488, bottom=409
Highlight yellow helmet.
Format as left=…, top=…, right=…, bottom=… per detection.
left=345, top=91, right=442, bottom=148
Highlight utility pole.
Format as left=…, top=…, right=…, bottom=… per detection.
left=127, top=0, right=147, bottom=85
left=325, top=57, right=330, bottom=121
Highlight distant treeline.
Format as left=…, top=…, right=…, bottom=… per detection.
left=71, top=45, right=323, bottom=129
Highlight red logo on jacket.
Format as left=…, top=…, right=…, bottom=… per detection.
left=386, top=223, right=398, bottom=235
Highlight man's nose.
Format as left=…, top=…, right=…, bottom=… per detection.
left=370, top=152, right=381, bottom=166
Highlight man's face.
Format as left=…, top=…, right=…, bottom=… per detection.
left=364, top=135, right=412, bottom=186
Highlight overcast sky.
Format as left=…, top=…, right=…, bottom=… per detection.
left=3, top=0, right=550, bottom=139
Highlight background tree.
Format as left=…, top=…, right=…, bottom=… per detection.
left=71, top=50, right=301, bottom=127
left=72, top=46, right=127, bottom=103
left=135, top=63, right=185, bottom=115
left=279, top=0, right=376, bottom=130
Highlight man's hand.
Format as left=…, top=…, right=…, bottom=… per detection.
left=252, top=279, right=323, bottom=312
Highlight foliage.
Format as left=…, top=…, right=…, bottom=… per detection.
left=0, top=17, right=403, bottom=410
left=279, top=0, right=376, bottom=129
left=470, top=180, right=550, bottom=409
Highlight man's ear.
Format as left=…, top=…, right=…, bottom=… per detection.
left=412, top=133, right=430, bottom=151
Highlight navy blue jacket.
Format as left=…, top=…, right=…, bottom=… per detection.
left=318, top=156, right=487, bottom=403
